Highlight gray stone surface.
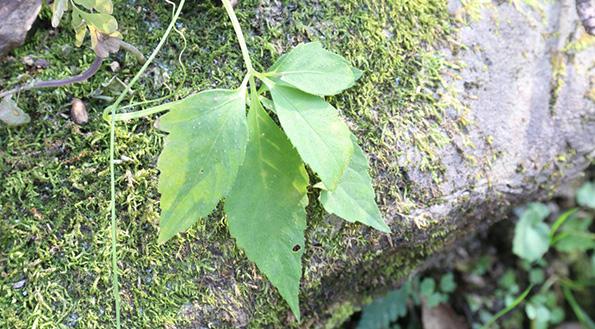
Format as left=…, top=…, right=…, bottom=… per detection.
left=419, top=0, right=595, bottom=218
left=185, top=1, right=595, bottom=327
left=306, top=0, right=594, bottom=326
left=0, top=0, right=41, bottom=57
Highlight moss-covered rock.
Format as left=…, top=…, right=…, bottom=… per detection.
left=0, top=0, right=594, bottom=328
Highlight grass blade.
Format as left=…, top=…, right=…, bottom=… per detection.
left=479, top=285, right=533, bottom=329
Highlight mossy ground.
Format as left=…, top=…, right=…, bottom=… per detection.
left=1, top=0, right=455, bottom=327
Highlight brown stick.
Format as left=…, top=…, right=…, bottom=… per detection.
left=0, top=56, right=104, bottom=98
left=0, top=37, right=147, bottom=99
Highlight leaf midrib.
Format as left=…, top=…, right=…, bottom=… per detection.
left=278, top=70, right=343, bottom=75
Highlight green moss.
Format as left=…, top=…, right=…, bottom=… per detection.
left=323, top=301, right=359, bottom=329
left=0, top=0, right=458, bottom=327
left=549, top=51, right=567, bottom=113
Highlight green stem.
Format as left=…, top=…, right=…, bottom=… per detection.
left=548, top=208, right=577, bottom=241
left=103, top=0, right=186, bottom=121
left=221, top=0, right=253, bottom=73
left=109, top=98, right=120, bottom=329
left=112, top=101, right=176, bottom=121
left=479, top=285, right=533, bottom=329
left=249, top=76, right=258, bottom=100
left=562, top=285, right=595, bottom=329
left=240, top=71, right=252, bottom=90
left=106, top=1, right=186, bottom=327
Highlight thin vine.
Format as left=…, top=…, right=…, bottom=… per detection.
left=222, top=0, right=254, bottom=74
left=105, top=0, right=186, bottom=326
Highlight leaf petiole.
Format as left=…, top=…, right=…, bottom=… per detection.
left=240, top=71, right=252, bottom=91
left=109, top=101, right=177, bottom=121
left=110, top=69, right=251, bottom=122
left=221, top=0, right=253, bottom=73
left=102, top=0, right=185, bottom=122
left=253, top=71, right=275, bottom=79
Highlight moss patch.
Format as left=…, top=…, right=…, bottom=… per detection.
left=1, top=0, right=457, bottom=327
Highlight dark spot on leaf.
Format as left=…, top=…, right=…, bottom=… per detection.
left=292, top=244, right=301, bottom=252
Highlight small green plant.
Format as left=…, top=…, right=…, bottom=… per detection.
left=482, top=181, right=595, bottom=329
left=513, top=200, right=595, bottom=263
left=357, top=272, right=457, bottom=329
left=419, top=273, right=457, bottom=307
left=51, top=0, right=122, bottom=56
left=355, top=181, right=595, bottom=329
left=50, top=0, right=144, bottom=61
left=4, top=0, right=389, bottom=321
left=103, top=0, right=390, bottom=321
left=524, top=291, right=565, bottom=329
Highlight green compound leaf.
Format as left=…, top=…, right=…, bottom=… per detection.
left=419, top=277, right=448, bottom=307
left=318, top=135, right=390, bottom=233
left=156, top=89, right=248, bottom=243
left=225, top=94, right=309, bottom=320
left=419, top=277, right=436, bottom=297
left=439, top=273, right=457, bottom=293
left=265, top=81, right=353, bottom=191
left=268, top=42, right=358, bottom=96
left=513, top=203, right=551, bottom=262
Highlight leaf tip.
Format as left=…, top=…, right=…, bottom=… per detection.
left=351, top=67, right=364, bottom=81
left=313, top=181, right=327, bottom=191
left=157, top=229, right=173, bottom=245
left=376, top=222, right=391, bottom=234
left=288, top=300, right=301, bottom=323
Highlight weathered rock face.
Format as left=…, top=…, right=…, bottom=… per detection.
left=0, top=0, right=41, bottom=57
left=151, top=1, right=595, bottom=328
left=433, top=0, right=595, bottom=200
left=181, top=1, right=595, bottom=327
